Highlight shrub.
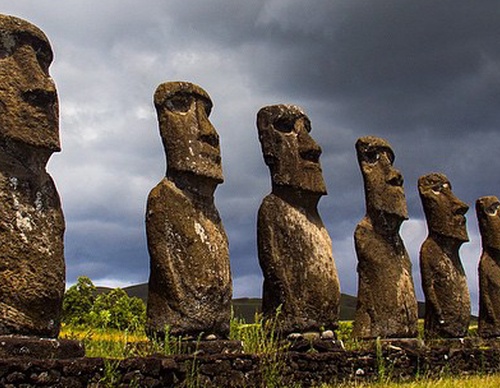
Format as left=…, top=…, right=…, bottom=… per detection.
left=88, top=288, right=146, bottom=331
left=62, top=276, right=146, bottom=332
left=62, top=276, right=96, bottom=326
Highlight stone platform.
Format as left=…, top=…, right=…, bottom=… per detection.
left=126, top=339, right=243, bottom=356
left=2, top=338, right=500, bottom=386
left=0, top=336, right=84, bottom=359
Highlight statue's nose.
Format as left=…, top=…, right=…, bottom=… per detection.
left=387, top=168, right=404, bottom=187
left=454, top=198, right=469, bottom=216
left=15, top=45, right=57, bottom=107
left=196, top=101, right=219, bottom=148
left=297, top=121, right=322, bottom=163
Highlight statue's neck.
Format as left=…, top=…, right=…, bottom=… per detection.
left=484, top=246, right=500, bottom=264
left=0, top=137, right=51, bottom=173
left=168, top=170, right=218, bottom=202
left=272, top=183, right=321, bottom=211
left=367, top=209, right=403, bottom=236
left=429, top=232, right=464, bottom=258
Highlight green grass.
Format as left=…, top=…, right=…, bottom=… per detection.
left=319, top=374, right=500, bottom=387
left=60, top=325, right=148, bottom=358
left=230, top=309, right=290, bottom=388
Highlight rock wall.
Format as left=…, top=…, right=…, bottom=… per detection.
left=2, top=343, right=500, bottom=387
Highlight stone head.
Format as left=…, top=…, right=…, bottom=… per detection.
left=355, top=136, right=408, bottom=223
left=257, top=104, right=326, bottom=195
left=476, top=195, right=500, bottom=252
left=154, top=81, right=223, bottom=183
left=418, top=173, right=469, bottom=242
left=0, top=14, right=60, bottom=152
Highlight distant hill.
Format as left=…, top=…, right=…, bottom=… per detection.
left=95, top=283, right=147, bottom=300
left=97, top=282, right=427, bottom=323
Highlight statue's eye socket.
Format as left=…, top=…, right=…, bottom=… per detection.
left=165, top=95, right=192, bottom=112
left=365, top=151, right=380, bottom=163
left=431, top=182, right=449, bottom=195
left=386, top=150, right=395, bottom=164
left=33, top=43, right=51, bottom=74
left=201, top=101, right=212, bottom=116
left=303, top=118, right=312, bottom=133
left=486, top=202, right=500, bottom=216
left=273, top=117, right=296, bottom=133
left=0, top=33, right=14, bottom=59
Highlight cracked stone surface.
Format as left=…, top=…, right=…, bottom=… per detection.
left=256, top=104, right=340, bottom=335
left=418, top=173, right=470, bottom=339
left=477, top=195, right=500, bottom=338
left=146, top=82, right=231, bottom=338
left=0, top=14, right=65, bottom=338
left=353, top=136, right=418, bottom=339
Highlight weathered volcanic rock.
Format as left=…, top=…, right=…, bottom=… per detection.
left=256, top=104, right=340, bottom=334
left=418, top=173, right=470, bottom=338
left=353, top=136, right=418, bottom=339
left=0, top=336, right=84, bottom=359
left=146, top=82, right=231, bottom=339
left=0, top=14, right=65, bottom=338
left=476, top=195, right=500, bottom=338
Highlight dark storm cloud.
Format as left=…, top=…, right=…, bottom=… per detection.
left=238, top=1, right=500, bottom=256
left=248, top=1, right=500, bottom=131
left=0, top=1, right=498, bottom=311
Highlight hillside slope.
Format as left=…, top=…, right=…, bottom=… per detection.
left=97, top=283, right=426, bottom=323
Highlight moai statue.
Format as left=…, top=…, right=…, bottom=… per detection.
left=0, top=15, right=65, bottom=338
left=353, top=136, right=418, bottom=339
left=146, top=82, right=232, bottom=339
left=418, top=173, right=470, bottom=338
left=256, top=104, right=341, bottom=335
left=476, top=196, right=500, bottom=338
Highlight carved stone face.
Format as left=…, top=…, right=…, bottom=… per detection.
left=0, top=15, right=60, bottom=151
left=356, top=136, right=408, bottom=221
left=418, top=173, right=469, bottom=242
left=257, top=104, right=326, bottom=194
left=476, top=195, right=500, bottom=251
left=154, top=82, right=223, bottom=183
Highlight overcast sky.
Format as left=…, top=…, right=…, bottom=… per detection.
left=2, top=1, right=499, bottom=314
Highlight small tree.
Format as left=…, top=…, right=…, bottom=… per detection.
left=63, top=276, right=146, bottom=331
left=88, top=288, right=146, bottom=331
left=62, top=276, right=97, bottom=326
left=128, top=296, right=147, bottom=332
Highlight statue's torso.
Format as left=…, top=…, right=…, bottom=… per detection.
left=258, top=193, right=340, bottom=333
left=145, top=178, right=231, bottom=337
left=478, top=252, right=500, bottom=337
left=353, top=218, right=418, bottom=339
left=420, top=237, right=470, bottom=338
left=0, top=160, right=65, bottom=337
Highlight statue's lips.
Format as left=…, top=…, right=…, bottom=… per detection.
left=302, top=160, right=322, bottom=171
left=22, top=89, right=57, bottom=109
left=387, top=186, right=406, bottom=196
left=21, top=89, right=58, bottom=117
left=300, top=149, right=320, bottom=163
left=26, top=104, right=57, bottom=121
left=200, top=151, right=221, bottom=165
left=455, top=214, right=467, bottom=226
left=21, top=93, right=58, bottom=122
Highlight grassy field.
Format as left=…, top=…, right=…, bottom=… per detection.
left=325, top=375, right=500, bottom=387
